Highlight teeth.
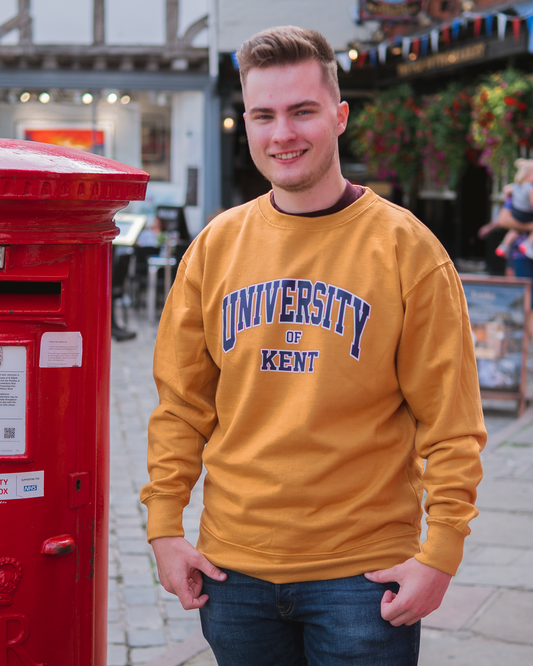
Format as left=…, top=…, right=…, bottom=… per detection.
left=274, top=150, right=304, bottom=160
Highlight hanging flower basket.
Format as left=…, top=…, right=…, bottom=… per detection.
left=469, top=68, right=533, bottom=178
left=417, top=82, right=474, bottom=191
left=348, top=84, right=421, bottom=195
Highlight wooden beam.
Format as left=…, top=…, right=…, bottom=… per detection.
left=94, top=0, right=105, bottom=45
left=1, top=8, right=31, bottom=43
left=182, top=15, right=208, bottom=46
left=18, top=0, right=32, bottom=45
left=0, top=43, right=208, bottom=59
left=166, top=0, right=179, bottom=45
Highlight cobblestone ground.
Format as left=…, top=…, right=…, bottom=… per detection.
left=106, top=311, right=528, bottom=666
left=108, top=314, right=209, bottom=666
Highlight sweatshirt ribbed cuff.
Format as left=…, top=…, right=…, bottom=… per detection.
left=415, top=522, right=466, bottom=576
left=143, top=495, right=188, bottom=543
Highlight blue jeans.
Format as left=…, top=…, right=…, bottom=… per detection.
left=200, top=569, right=420, bottom=666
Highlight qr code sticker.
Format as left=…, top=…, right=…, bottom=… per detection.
left=4, top=428, right=15, bottom=439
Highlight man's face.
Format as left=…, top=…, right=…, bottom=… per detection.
left=243, top=60, right=348, bottom=195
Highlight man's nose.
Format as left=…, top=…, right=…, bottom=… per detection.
left=271, top=117, right=297, bottom=143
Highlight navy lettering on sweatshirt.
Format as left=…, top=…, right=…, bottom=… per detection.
left=222, top=278, right=371, bottom=362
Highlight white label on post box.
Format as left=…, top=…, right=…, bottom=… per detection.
left=0, top=471, right=44, bottom=500
left=0, top=346, right=26, bottom=456
left=39, top=332, right=83, bottom=368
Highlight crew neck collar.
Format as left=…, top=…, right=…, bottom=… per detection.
left=258, top=187, right=377, bottom=231
left=270, top=180, right=365, bottom=218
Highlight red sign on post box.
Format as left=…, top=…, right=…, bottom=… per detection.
left=0, top=139, right=149, bottom=666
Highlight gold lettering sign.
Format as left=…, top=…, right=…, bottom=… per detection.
left=397, top=42, right=486, bottom=77
left=364, top=0, right=421, bottom=17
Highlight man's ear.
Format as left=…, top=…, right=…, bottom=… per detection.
left=337, top=101, right=349, bottom=136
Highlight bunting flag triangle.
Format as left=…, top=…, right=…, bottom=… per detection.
left=497, top=13, right=507, bottom=40
left=486, top=14, right=494, bottom=36
left=402, top=37, right=411, bottom=60
left=370, top=49, right=377, bottom=67
left=230, top=52, right=239, bottom=70
left=412, top=39, right=420, bottom=56
left=452, top=19, right=461, bottom=41
left=421, top=34, right=429, bottom=57
left=378, top=43, right=388, bottom=64
left=358, top=51, right=368, bottom=68
left=527, top=16, right=533, bottom=53
left=442, top=26, right=450, bottom=45
left=430, top=29, right=439, bottom=53
left=513, top=17, right=522, bottom=43
left=474, top=16, right=482, bottom=37
left=336, top=52, right=352, bottom=72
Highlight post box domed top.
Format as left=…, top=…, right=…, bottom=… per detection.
left=0, top=139, right=149, bottom=201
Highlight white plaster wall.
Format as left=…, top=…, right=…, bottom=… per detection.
left=106, top=0, right=166, bottom=45
left=0, top=0, right=18, bottom=45
left=171, top=91, right=205, bottom=237
left=217, top=0, right=357, bottom=52
left=32, top=0, right=93, bottom=44
left=179, top=0, right=208, bottom=46
left=0, top=0, right=209, bottom=46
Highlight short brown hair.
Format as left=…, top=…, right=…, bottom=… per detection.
left=237, top=26, right=340, bottom=102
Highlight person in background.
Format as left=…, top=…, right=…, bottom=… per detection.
left=137, top=216, right=164, bottom=247
left=489, top=159, right=533, bottom=258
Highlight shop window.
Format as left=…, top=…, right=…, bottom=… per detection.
left=141, top=113, right=171, bottom=182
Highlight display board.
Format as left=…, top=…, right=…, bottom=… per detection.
left=461, top=275, right=531, bottom=414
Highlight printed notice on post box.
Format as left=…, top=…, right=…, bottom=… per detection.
left=39, top=332, right=83, bottom=368
left=0, top=471, right=44, bottom=500
left=0, top=346, right=26, bottom=456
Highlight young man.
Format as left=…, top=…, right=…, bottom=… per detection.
left=141, top=26, right=486, bottom=665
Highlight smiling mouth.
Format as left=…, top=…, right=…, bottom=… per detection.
left=273, top=150, right=306, bottom=160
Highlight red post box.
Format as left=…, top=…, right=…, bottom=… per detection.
left=0, top=139, right=149, bottom=666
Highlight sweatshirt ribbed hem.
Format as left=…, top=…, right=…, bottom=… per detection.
left=196, top=525, right=422, bottom=584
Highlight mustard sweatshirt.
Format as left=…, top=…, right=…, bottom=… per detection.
left=141, top=188, right=486, bottom=583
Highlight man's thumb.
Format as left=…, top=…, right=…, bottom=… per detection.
left=364, top=568, right=395, bottom=583
left=197, top=555, right=227, bottom=581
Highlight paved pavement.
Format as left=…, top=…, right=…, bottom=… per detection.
left=107, top=311, right=533, bottom=666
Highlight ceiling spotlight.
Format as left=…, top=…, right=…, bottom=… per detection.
left=82, top=93, right=93, bottom=104
left=392, top=47, right=402, bottom=56
left=39, top=92, right=50, bottom=104
left=223, top=117, right=235, bottom=131
left=408, top=53, right=417, bottom=61
left=107, top=92, right=118, bottom=104
left=20, top=92, right=31, bottom=103
left=348, top=49, right=359, bottom=61
left=120, top=95, right=131, bottom=105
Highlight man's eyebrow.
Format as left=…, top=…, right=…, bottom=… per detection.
left=247, top=100, right=322, bottom=115
left=287, top=100, right=321, bottom=111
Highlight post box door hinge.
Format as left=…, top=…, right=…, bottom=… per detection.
left=0, top=247, right=5, bottom=269
left=69, top=472, right=90, bottom=508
